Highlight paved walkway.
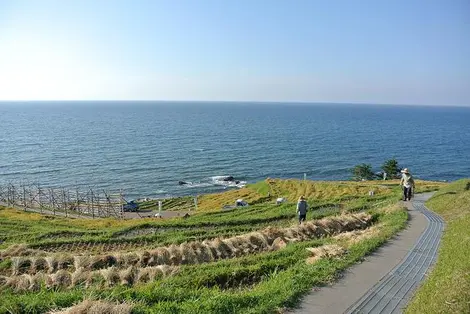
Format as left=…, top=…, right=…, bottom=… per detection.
left=293, top=193, right=445, bottom=314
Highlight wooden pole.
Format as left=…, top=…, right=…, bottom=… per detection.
left=22, top=184, right=27, bottom=211
left=90, top=189, right=95, bottom=219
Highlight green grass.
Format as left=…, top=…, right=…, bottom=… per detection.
left=0, top=205, right=408, bottom=314
left=139, top=178, right=445, bottom=212
left=0, top=178, right=445, bottom=313
left=406, top=179, right=470, bottom=314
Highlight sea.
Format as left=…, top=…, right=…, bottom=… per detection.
left=0, top=102, right=469, bottom=199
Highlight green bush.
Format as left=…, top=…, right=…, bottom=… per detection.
left=381, top=159, right=400, bottom=179
left=351, top=164, right=374, bottom=181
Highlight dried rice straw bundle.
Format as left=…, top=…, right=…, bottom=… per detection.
left=322, top=217, right=344, bottom=233
left=297, top=224, right=314, bottom=238
left=270, top=237, right=287, bottom=251
left=0, top=244, right=44, bottom=258
left=188, top=242, right=206, bottom=263
left=99, top=267, right=119, bottom=287
left=29, top=273, right=44, bottom=291
left=210, top=238, right=231, bottom=259
left=45, top=256, right=59, bottom=273
left=305, top=244, right=346, bottom=265
left=202, top=240, right=218, bottom=260
left=0, top=275, right=8, bottom=287
left=11, top=274, right=32, bottom=291
left=11, top=257, right=31, bottom=275
left=167, top=244, right=182, bottom=265
left=119, top=252, right=139, bottom=268
left=155, top=248, right=171, bottom=265
left=247, top=232, right=270, bottom=250
left=334, top=225, right=380, bottom=245
left=48, top=299, right=133, bottom=314
left=48, top=270, right=72, bottom=289
left=146, top=249, right=160, bottom=266
left=57, top=255, right=74, bottom=270
left=197, top=243, right=215, bottom=262
left=138, top=251, right=150, bottom=267
left=222, top=238, right=241, bottom=257
left=32, top=257, right=48, bottom=273
left=261, top=227, right=284, bottom=245
left=119, top=266, right=137, bottom=286
left=71, top=267, right=89, bottom=287
left=73, top=255, right=91, bottom=271
left=179, top=242, right=198, bottom=265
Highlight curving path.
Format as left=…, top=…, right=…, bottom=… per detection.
left=293, top=193, right=445, bottom=314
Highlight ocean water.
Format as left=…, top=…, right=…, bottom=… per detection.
left=0, top=102, right=469, bottom=199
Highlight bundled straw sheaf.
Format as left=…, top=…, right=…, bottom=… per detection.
left=305, top=244, right=346, bottom=264
left=1, top=273, right=45, bottom=291
left=333, top=225, right=381, bottom=245
left=49, top=299, right=133, bottom=314
left=5, top=213, right=372, bottom=276
left=0, top=244, right=46, bottom=259
left=0, top=265, right=178, bottom=291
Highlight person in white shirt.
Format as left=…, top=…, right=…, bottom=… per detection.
left=400, top=168, right=415, bottom=201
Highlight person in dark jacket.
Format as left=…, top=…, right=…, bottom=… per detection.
left=297, top=196, right=308, bottom=224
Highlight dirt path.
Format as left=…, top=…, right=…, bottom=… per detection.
left=0, top=202, right=86, bottom=219
left=0, top=202, right=190, bottom=220
left=122, top=210, right=191, bottom=219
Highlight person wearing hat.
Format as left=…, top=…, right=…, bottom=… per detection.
left=296, top=196, right=308, bottom=224
left=400, top=168, right=415, bottom=201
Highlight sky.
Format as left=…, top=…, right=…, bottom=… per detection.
left=0, top=0, right=469, bottom=105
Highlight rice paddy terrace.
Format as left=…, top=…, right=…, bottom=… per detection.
left=0, top=179, right=445, bottom=314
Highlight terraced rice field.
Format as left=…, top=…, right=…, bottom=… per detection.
left=0, top=179, right=445, bottom=314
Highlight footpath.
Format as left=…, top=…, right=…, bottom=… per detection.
left=0, top=201, right=85, bottom=219
left=293, top=192, right=445, bottom=314
left=0, top=202, right=190, bottom=220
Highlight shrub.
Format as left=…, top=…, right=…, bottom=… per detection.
left=381, top=159, right=401, bottom=179
left=352, top=163, right=375, bottom=181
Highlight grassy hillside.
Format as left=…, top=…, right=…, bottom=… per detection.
left=0, top=179, right=445, bottom=313
left=406, top=179, right=470, bottom=314
left=141, top=178, right=445, bottom=212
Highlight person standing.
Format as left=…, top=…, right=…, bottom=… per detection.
left=297, top=196, right=308, bottom=224
left=400, top=168, right=415, bottom=201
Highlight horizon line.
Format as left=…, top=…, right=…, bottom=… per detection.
left=0, top=100, right=469, bottom=108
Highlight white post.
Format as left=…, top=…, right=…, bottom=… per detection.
left=304, top=173, right=307, bottom=181
left=194, top=195, right=197, bottom=211
left=158, top=200, right=162, bottom=213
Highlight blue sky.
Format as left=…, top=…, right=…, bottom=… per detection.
left=0, top=0, right=469, bottom=105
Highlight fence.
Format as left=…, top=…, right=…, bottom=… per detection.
left=0, top=182, right=125, bottom=219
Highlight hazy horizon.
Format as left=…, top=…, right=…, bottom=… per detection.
left=1, top=100, right=470, bottom=107
left=1, top=1, right=469, bottom=105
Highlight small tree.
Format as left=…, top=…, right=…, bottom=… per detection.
left=381, top=159, right=400, bottom=179
left=352, top=163, right=375, bottom=181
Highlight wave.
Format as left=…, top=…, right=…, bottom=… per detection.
left=186, top=182, right=213, bottom=188
left=176, top=175, right=247, bottom=190
left=210, top=175, right=247, bottom=188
